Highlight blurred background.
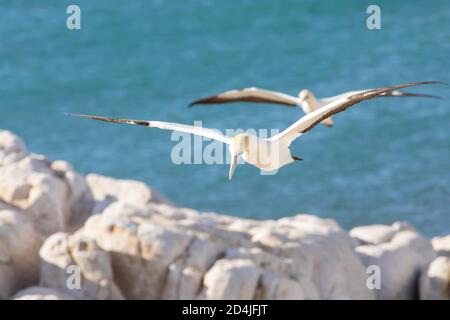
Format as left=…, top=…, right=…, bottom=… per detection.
left=0, top=0, right=448, bottom=236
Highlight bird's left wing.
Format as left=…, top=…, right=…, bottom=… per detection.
left=67, top=114, right=231, bottom=144
left=270, top=81, right=441, bottom=146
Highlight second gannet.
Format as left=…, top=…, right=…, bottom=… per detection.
left=189, top=85, right=439, bottom=128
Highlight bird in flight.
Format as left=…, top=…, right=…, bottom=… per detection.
left=189, top=85, right=439, bottom=128
left=68, top=81, right=441, bottom=180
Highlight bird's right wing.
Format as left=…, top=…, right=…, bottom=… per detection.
left=320, top=89, right=440, bottom=105
left=67, top=114, right=232, bottom=144
left=189, top=87, right=299, bottom=107
left=271, top=81, right=441, bottom=146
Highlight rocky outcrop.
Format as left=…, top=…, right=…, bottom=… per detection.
left=0, top=206, right=44, bottom=299
left=36, top=203, right=373, bottom=299
left=39, top=232, right=124, bottom=300
left=419, top=256, right=450, bottom=300
left=419, top=235, right=450, bottom=300
left=349, top=222, right=416, bottom=245
left=352, top=224, right=436, bottom=300
left=432, top=235, right=450, bottom=258
left=0, top=130, right=164, bottom=298
left=0, top=130, right=448, bottom=300
left=86, top=174, right=169, bottom=211
left=0, top=130, right=27, bottom=166
left=0, top=130, right=75, bottom=298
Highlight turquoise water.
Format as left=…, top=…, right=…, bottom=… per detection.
left=1, top=1, right=449, bottom=236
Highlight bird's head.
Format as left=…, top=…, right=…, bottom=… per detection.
left=228, top=133, right=250, bottom=180
left=298, top=89, right=312, bottom=105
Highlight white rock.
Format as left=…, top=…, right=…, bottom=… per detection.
left=162, top=236, right=224, bottom=299
left=350, top=221, right=416, bottom=245
left=203, top=259, right=261, bottom=299
left=355, top=230, right=436, bottom=299
left=0, top=131, right=91, bottom=297
left=350, top=224, right=397, bottom=245
left=86, top=174, right=169, bottom=211
left=250, top=215, right=373, bottom=299
left=0, top=209, right=43, bottom=299
left=0, top=130, right=27, bottom=166
left=12, top=286, right=74, bottom=300
left=39, top=232, right=124, bottom=300
left=0, top=157, right=69, bottom=235
left=74, top=209, right=372, bottom=299
left=419, top=256, right=450, bottom=300
left=51, top=161, right=93, bottom=231
left=80, top=210, right=194, bottom=299
left=0, top=131, right=96, bottom=299
left=50, top=160, right=73, bottom=172
left=432, top=235, right=450, bottom=257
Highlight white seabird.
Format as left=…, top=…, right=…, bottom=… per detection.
left=189, top=85, right=439, bottom=128
left=69, top=81, right=441, bottom=179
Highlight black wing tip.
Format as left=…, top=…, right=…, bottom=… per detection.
left=394, top=81, right=446, bottom=88
left=188, top=98, right=227, bottom=107
left=66, top=113, right=150, bottom=127
left=64, top=113, right=118, bottom=123
left=414, top=80, right=447, bottom=88
left=414, top=93, right=442, bottom=99
left=188, top=101, right=199, bottom=108
left=375, top=81, right=446, bottom=99
left=424, top=94, right=442, bottom=99
left=397, top=81, right=446, bottom=98
left=188, top=97, right=217, bottom=107
left=412, top=80, right=446, bottom=85
left=427, top=80, right=447, bottom=85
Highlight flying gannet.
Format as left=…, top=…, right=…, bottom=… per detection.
left=189, top=85, right=439, bottom=128
left=68, top=81, right=441, bottom=180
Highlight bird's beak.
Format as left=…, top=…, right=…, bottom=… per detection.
left=228, top=154, right=239, bottom=180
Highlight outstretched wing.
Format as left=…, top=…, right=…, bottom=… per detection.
left=271, top=81, right=442, bottom=146
left=320, top=89, right=440, bottom=105
left=189, top=87, right=299, bottom=107
left=67, top=114, right=231, bottom=144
